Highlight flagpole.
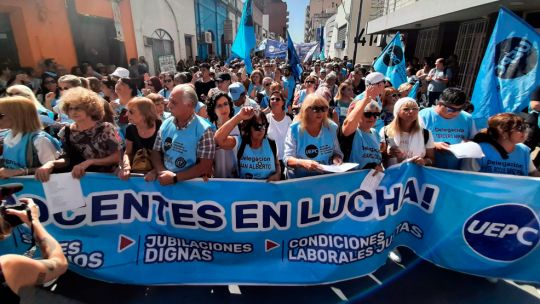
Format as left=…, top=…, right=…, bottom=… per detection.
left=352, top=0, right=363, bottom=64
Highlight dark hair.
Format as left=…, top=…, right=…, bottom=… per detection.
left=119, top=77, right=138, bottom=97
left=176, top=72, right=192, bottom=84
left=486, top=113, right=524, bottom=140
left=40, top=74, right=59, bottom=99
left=101, top=76, right=117, bottom=91
left=189, top=66, right=199, bottom=74
left=240, top=111, right=269, bottom=145
left=199, top=63, right=211, bottom=70
left=44, top=58, right=55, bottom=68
left=147, top=76, right=162, bottom=92
left=161, top=71, right=175, bottom=81
left=129, top=58, right=138, bottom=65
left=206, top=92, right=234, bottom=124
left=440, top=87, right=466, bottom=106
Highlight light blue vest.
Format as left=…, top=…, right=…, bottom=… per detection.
left=335, top=100, right=351, bottom=124
left=287, top=121, right=338, bottom=178
left=297, top=90, right=308, bottom=107
left=350, top=128, right=382, bottom=170
left=477, top=143, right=530, bottom=176
left=159, top=116, right=212, bottom=173
left=237, top=137, right=276, bottom=179
left=159, top=88, right=171, bottom=100
left=3, top=131, right=61, bottom=169
left=419, top=107, right=475, bottom=169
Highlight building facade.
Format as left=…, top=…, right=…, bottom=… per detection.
left=304, top=0, right=340, bottom=42
left=130, top=0, right=197, bottom=75
left=367, top=0, right=540, bottom=95
left=0, top=0, right=137, bottom=71
left=255, top=0, right=288, bottom=40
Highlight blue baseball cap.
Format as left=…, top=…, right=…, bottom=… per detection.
left=228, top=82, right=246, bottom=101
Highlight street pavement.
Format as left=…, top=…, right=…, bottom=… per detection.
left=32, top=248, right=540, bottom=304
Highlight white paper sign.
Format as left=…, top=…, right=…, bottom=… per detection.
left=320, top=163, right=359, bottom=173
left=448, top=142, right=485, bottom=159
left=359, top=170, right=385, bottom=193
left=42, top=173, right=85, bottom=213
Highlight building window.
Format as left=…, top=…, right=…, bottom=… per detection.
left=150, top=29, right=175, bottom=74
left=414, top=26, right=438, bottom=60
left=337, top=25, right=347, bottom=42
left=453, top=19, right=488, bottom=97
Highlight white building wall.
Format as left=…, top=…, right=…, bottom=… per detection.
left=130, top=0, right=197, bottom=74
left=325, top=14, right=336, bottom=58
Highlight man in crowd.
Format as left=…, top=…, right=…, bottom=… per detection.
left=425, top=58, right=451, bottom=106
left=194, top=63, right=216, bottom=101
left=228, top=82, right=259, bottom=114
left=419, top=87, right=476, bottom=169
left=150, top=84, right=215, bottom=185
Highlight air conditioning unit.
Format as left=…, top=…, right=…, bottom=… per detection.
left=204, top=31, right=212, bottom=44
left=334, top=41, right=345, bottom=49
left=143, top=36, right=153, bottom=46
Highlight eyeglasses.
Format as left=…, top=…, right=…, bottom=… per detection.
left=164, top=79, right=173, bottom=83
left=363, top=112, right=381, bottom=118
left=270, top=97, right=282, bottom=101
left=441, top=103, right=463, bottom=113
left=252, top=123, right=266, bottom=131
left=401, top=107, right=419, bottom=112
left=68, top=106, right=82, bottom=112
left=309, top=106, right=329, bottom=113
left=513, top=125, right=526, bottom=132
left=216, top=102, right=229, bottom=109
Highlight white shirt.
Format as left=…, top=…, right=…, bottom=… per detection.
left=266, top=113, right=292, bottom=160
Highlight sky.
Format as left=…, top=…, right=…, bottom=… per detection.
left=285, top=0, right=310, bottom=43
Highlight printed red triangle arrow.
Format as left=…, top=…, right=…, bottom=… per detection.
left=118, top=234, right=135, bottom=253
left=265, top=239, right=280, bottom=252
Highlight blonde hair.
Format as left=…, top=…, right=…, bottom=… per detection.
left=334, top=81, right=352, bottom=101
left=6, top=85, right=42, bottom=110
left=385, top=99, right=420, bottom=137
left=127, top=97, right=158, bottom=128
left=61, top=87, right=105, bottom=121
left=298, top=94, right=331, bottom=131
left=0, top=96, right=42, bottom=135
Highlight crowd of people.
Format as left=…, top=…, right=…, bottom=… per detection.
left=0, top=54, right=539, bottom=185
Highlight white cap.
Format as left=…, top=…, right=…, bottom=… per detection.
left=110, top=67, right=130, bottom=78
left=393, top=97, right=417, bottom=118
left=365, top=72, right=385, bottom=85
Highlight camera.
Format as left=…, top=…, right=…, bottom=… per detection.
left=0, top=183, right=27, bottom=228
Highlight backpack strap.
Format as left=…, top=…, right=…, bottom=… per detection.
left=422, top=128, right=429, bottom=145
left=236, top=137, right=248, bottom=166
left=26, top=132, right=40, bottom=169
left=338, top=127, right=355, bottom=162
left=268, top=138, right=277, bottom=160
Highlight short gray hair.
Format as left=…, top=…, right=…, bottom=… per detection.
left=58, top=74, right=82, bottom=87
left=175, top=84, right=198, bottom=107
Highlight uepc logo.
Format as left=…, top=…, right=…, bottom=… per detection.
left=463, top=204, right=539, bottom=262
left=382, top=45, right=403, bottom=67
left=495, top=37, right=537, bottom=79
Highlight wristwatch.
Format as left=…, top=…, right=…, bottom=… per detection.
left=173, top=174, right=178, bottom=184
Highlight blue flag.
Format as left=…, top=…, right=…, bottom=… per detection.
left=287, top=31, right=303, bottom=82
left=471, top=7, right=540, bottom=129
left=231, top=0, right=256, bottom=74
left=264, top=39, right=287, bottom=59
left=373, top=32, right=407, bottom=88
left=408, top=81, right=420, bottom=99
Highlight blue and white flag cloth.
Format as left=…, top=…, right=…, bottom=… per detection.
left=231, top=0, right=256, bottom=74
left=408, top=81, right=420, bottom=99
left=264, top=39, right=287, bottom=59
left=287, top=31, right=303, bottom=82
left=373, top=32, right=407, bottom=88
left=471, top=7, right=540, bottom=129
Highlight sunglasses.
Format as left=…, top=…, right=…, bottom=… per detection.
left=252, top=123, right=266, bottom=131
left=306, top=81, right=315, bottom=84
left=391, top=93, right=401, bottom=98
left=310, top=106, right=329, bottom=113
left=442, top=103, right=463, bottom=113
left=513, top=125, right=526, bottom=132
left=363, top=112, right=381, bottom=118
left=270, top=97, right=282, bottom=102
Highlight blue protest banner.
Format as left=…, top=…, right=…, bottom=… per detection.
left=471, top=7, right=540, bottom=129
left=287, top=31, right=303, bottom=82
left=230, top=0, right=256, bottom=74
left=264, top=39, right=287, bottom=59
left=373, top=32, right=407, bottom=88
left=1, top=164, right=539, bottom=285
left=408, top=81, right=420, bottom=99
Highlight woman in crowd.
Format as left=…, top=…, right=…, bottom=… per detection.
left=142, top=76, right=162, bottom=96
left=36, top=87, right=122, bottom=181
left=266, top=90, right=292, bottom=179
left=462, top=113, right=540, bottom=177
left=214, top=106, right=281, bottom=181
left=158, top=72, right=175, bottom=100
left=398, top=82, right=414, bottom=99
left=416, top=58, right=432, bottom=105
left=207, top=92, right=240, bottom=178
left=284, top=94, right=343, bottom=179
left=292, top=75, right=318, bottom=113
left=117, top=97, right=160, bottom=180
left=381, top=87, right=400, bottom=126
left=341, top=98, right=383, bottom=170
left=114, top=77, right=138, bottom=137
left=100, top=76, right=119, bottom=103
left=0, top=96, right=61, bottom=180
left=6, top=85, right=55, bottom=127
left=334, top=81, right=355, bottom=124
left=247, top=70, right=264, bottom=100
left=40, top=74, right=60, bottom=108
left=380, top=97, right=435, bottom=168
left=146, top=93, right=170, bottom=121
left=87, top=77, right=102, bottom=95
